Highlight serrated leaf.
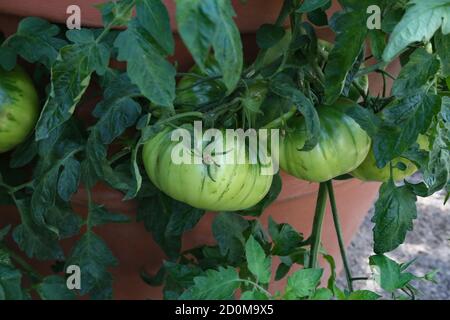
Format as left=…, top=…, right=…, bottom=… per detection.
left=36, top=275, right=77, bottom=300
left=383, top=0, right=450, bottom=61
left=324, top=7, right=368, bottom=104
left=90, top=204, right=130, bottom=227
left=7, top=17, right=66, bottom=69
left=270, top=74, right=320, bottom=150
left=136, top=0, right=174, bottom=55
left=12, top=199, right=64, bottom=261
left=392, top=48, right=440, bottom=97
left=369, top=255, right=415, bottom=292
left=373, top=94, right=441, bottom=167
left=240, top=290, right=269, bottom=300
left=310, top=287, right=333, bottom=300
left=245, top=236, right=271, bottom=284
left=176, top=0, right=243, bottom=92
left=285, top=268, right=323, bottom=299
left=372, top=181, right=417, bottom=254
left=57, top=157, right=81, bottom=201
left=268, top=217, right=303, bottom=256
left=212, top=213, right=249, bottom=264
left=65, top=231, right=117, bottom=299
left=0, top=265, right=25, bottom=300
left=180, top=267, right=240, bottom=300
left=96, top=0, right=135, bottom=26
left=138, top=189, right=204, bottom=260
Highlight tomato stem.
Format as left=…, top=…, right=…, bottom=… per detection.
left=308, top=182, right=328, bottom=269
left=326, top=180, right=354, bottom=292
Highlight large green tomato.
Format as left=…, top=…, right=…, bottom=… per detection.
left=351, top=134, right=430, bottom=182
left=279, top=99, right=371, bottom=182
left=0, top=66, right=39, bottom=153
left=142, top=128, right=273, bottom=211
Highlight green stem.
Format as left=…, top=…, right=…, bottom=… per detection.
left=239, top=279, right=272, bottom=298
left=326, top=180, right=354, bottom=292
left=261, top=106, right=297, bottom=129
left=308, top=182, right=328, bottom=269
left=156, top=111, right=204, bottom=125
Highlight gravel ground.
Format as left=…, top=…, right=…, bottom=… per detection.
left=338, top=185, right=449, bottom=300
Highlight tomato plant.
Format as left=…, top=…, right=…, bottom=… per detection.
left=0, top=0, right=449, bottom=301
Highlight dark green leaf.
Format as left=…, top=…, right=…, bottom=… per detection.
left=297, top=0, right=330, bottom=12
left=307, top=9, right=328, bottom=27
left=435, top=31, right=450, bottom=77
left=392, top=48, right=440, bottom=97
left=271, top=75, right=320, bottom=150
left=347, top=290, right=381, bottom=300
left=372, top=181, right=417, bottom=254
left=136, top=0, right=174, bottom=55
left=57, top=157, right=80, bottom=201
left=256, top=24, right=286, bottom=49
left=179, top=267, right=240, bottom=300
left=96, top=0, right=135, bottom=26
left=138, top=190, right=204, bottom=260
left=115, top=20, right=176, bottom=107
left=90, top=204, right=130, bottom=227
left=7, top=17, right=66, bottom=69
left=176, top=0, right=243, bottom=91
left=245, top=236, right=271, bottom=284
left=368, top=29, right=386, bottom=61
left=36, top=275, right=77, bottom=300
left=0, top=46, right=17, bottom=71
left=212, top=213, right=248, bottom=264
left=269, top=217, right=304, bottom=256
left=9, top=136, right=38, bottom=168
left=369, top=255, right=415, bottom=292
left=0, top=225, right=11, bottom=242
left=324, top=8, right=368, bottom=104
left=0, top=265, right=25, bottom=300
left=65, top=231, right=117, bottom=299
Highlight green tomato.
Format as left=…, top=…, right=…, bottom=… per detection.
left=142, top=128, right=273, bottom=211
left=0, top=66, right=39, bottom=153
left=280, top=99, right=371, bottom=182
left=175, top=57, right=226, bottom=108
left=351, top=134, right=430, bottom=182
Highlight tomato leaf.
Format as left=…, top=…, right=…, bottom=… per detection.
left=270, top=74, right=320, bottom=151
left=435, top=30, right=450, bottom=77
left=268, top=217, right=304, bottom=256
left=383, top=0, right=450, bottom=61
left=5, top=17, right=66, bottom=69
left=115, top=20, right=176, bottom=108
left=36, top=275, right=77, bottom=300
left=368, top=29, right=386, bottom=61
left=324, top=6, right=368, bottom=104
left=179, top=266, right=240, bottom=300
left=136, top=0, right=174, bottom=55
left=284, top=268, right=323, bottom=299
left=245, top=236, right=271, bottom=284
left=212, top=213, right=249, bottom=264
left=65, top=231, right=117, bottom=299
left=392, top=48, right=440, bottom=97
left=297, top=0, right=330, bottom=13
left=12, top=199, right=64, bottom=261
left=256, top=24, right=286, bottom=49
left=372, top=181, right=417, bottom=254
left=347, top=290, right=381, bottom=300
left=137, top=189, right=204, bottom=260
left=96, top=0, right=135, bottom=27
left=369, top=255, right=416, bottom=292
left=373, top=94, right=441, bottom=167
left=90, top=204, right=130, bottom=227
left=423, top=97, right=450, bottom=193
left=176, top=0, right=243, bottom=92
left=0, top=265, right=26, bottom=300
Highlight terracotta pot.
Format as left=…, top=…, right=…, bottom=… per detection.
left=0, top=0, right=390, bottom=300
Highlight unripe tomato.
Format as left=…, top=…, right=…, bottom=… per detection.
left=351, top=134, right=430, bottom=182
left=280, top=99, right=371, bottom=182
left=0, top=66, right=39, bottom=153
left=142, top=128, right=273, bottom=211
